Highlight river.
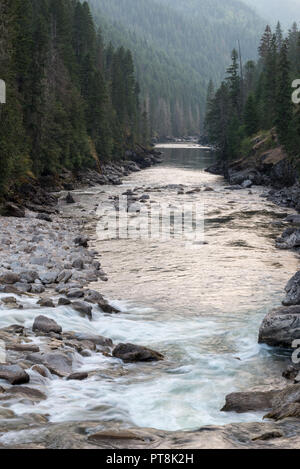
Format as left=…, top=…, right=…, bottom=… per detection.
left=3, top=144, right=298, bottom=433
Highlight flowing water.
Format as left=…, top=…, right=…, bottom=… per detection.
left=1, top=145, right=299, bottom=433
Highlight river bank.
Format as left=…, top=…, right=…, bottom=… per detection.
left=1, top=145, right=300, bottom=448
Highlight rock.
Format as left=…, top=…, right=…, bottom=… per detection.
left=72, top=259, right=84, bottom=270
left=0, top=365, right=30, bottom=385
left=73, top=236, right=89, bottom=248
left=39, top=271, right=58, bottom=285
left=112, top=343, right=164, bottom=363
left=37, top=298, right=55, bottom=308
left=242, top=179, right=253, bottom=189
left=2, top=202, right=25, bottom=218
left=6, top=386, right=46, bottom=401
left=6, top=344, right=40, bottom=353
left=1, top=297, right=17, bottom=305
left=26, top=352, right=73, bottom=377
left=66, top=193, right=75, bottom=204
left=0, top=272, right=21, bottom=285
left=57, top=270, right=72, bottom=284
left=67, top=372, right=88, bottom=381
left=31, top=285, right=46, bottom=294
left=203, top=186, right=214, bottom=192
left=259, top=305, right=300, bottom=347
left=72, top=301, right=92, bottom=317
left=37, top=213, right=52, bottom=223
left=33, top=316, right=62, bottom=334
left=84, top=289, right=103, bottom=304
left=221, top=390, right=278, bottom=413
left=283, top=272, right=300, bottom=306
left=73, top=333, right=113, bottom=347
left=58, top=297, right=71, bottom=306
left=32, top=364, right=51, bottom=378
left=19, top=270, right=39, bottom=283
left=14, top=282, right=31, bottom=293
left=98, top=298, right=119, bottom=314
left=67, top=289, right=84, bottom=299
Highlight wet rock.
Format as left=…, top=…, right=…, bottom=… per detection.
left=67, top=289, right=84, bottom=299
left=98, top=298, right=120, bottom=314
left=58, top=297, right=71, bottom=306
left=0, top=272, right=21, bottom=285
left=31, top=285, right=46, bottom=294
left=67, top=372, right=88, bottom=381
left=0, top=365, right=30, bottom=385
left=37, top=298, right=55, bottom=308
left=72, top=301, right=92, bottom=317
left=73, top=333, right=113, bottom=347
left=26, top=352, right=73, bottom=377
left=221, top=390, right=277, bottom=413
left=283, top=271, right=300, bottom=306
left=1, top=297, right=17, bottom=306
left=32, top=364, right=51, bottom=378
left=14, top=282, right=31, bottom=293
left=6, top=386, right=46, bottom=401
left=6, top=344, right=40, bottom=353
left=203, top=186, right=214, bottom=192
left=84, top=289, right=103, bottom=304
left=2, top=202, right=25, bottom=218
left=112, top=343, right=164, bottom=363
left=37, top=213, right=52, bottom=223
left=259, top=305, right=300, bottom=347
left=73, top=236, right=89, bottom=248
left=33, top=316, right=62, bottom=334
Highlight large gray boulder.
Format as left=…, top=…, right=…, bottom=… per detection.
left=33, top=315, right=62, bottom=334
left=0, top=364, right=30, bottom=385
left=113, top=343, right=164, bottom=363
left=258, top=306, right=300, bottom=347
left=283, top=271, right=300, bottom=306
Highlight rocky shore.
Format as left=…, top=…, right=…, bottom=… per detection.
left=0, top=149, right=167, bottom=448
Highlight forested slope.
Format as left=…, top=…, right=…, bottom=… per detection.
left=0, top=0, right=146, bottom=197
left=88, top=0, right=266, bottom=136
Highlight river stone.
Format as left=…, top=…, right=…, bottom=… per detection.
left=31, top=285, right=45, bottom=294
left=33, top=316, right=62, bottom=334
left=67, top=372, right=88, bottom=381
left=67, top=289, right=84, bottom=299
left=58, top=297, right=71, bottom=306
left=72, top=259, right=85, bottom=270
left=39, top=271, right=59, bottom=285
left=283, top=271, right=300, bottom=306
left=72, top=301, right=92, bottom=317
left=6, top=386, right=46, bottom=401
left=98, top=298, right=119, bottom=314
left=37, top=213, right=53, bottom=223
left=19, top=270, right=39, bottom=283
left=113, top=343, right=164, bottom=363
left=2, top=202, right=25, bottom=218
left=0, top=365, right=30, bottom=385
left=57, top=270, right=72, bottom=284
left=259, top=306, right=300, bottom=347
left=0, top=273, right=21, bottom=285
left=6, top=344, right=40, bottom=353
left=73, top=333, right=113, bottom=347
left=37, top=298, right=55, bottom=308
left=26, top=352, right=73, bottom=377
left=221, top=390, right=278, bottom=413
left=73, top=236, right=89, bottom=248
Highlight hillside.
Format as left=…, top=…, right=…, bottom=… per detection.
left=243, top=0, right=300, bottom=28
left=88, top=0, right=266, bottom=137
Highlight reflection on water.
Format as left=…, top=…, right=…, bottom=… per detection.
left=2, top=146, right=298, bottom=432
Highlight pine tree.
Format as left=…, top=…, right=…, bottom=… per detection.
left=276, top=40, right=292, bottom=145
left=244, top=94, right=259, bottom=136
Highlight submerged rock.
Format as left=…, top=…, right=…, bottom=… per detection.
left=113, top=343, right=164, bottom=363
left=222, top=390, right=277, bottom=413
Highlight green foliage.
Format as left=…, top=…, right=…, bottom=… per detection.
left=0, top=0, right=148, bottom=196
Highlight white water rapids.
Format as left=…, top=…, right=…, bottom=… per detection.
left=0, top=145, right=298, bottom=432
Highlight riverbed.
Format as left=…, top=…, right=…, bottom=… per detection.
left=0, top=145, right=298, bottom=437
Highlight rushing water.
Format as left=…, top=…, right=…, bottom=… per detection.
left=1, top=145, right=299, bottom=433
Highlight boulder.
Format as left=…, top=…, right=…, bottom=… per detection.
left=113, top=343, right=164, bottom=363
left=0, top=272, right=21, bottom=285
left=0, top=365, right=30, bottom=385
left=37, top=298, right=55, bottom=308
left=33, top=315, right=62, bottom=334
left=19, top=270, right=39, bottom=283
left=37, top=213, right=52, bottom=223
left=67, top=289, right=84, bottom=299
left=258, top=305, right=300, bottom=347
left=6, top=386, right=46, bottom=401
left=39, top=271, right=59, bottom=285
left=72, top=301, right=92, bottom=317
left=283, top=271, right=300, bottom=306
left=66, top=193, right=75, bottom=204
left=2, top=202, right=25, bottom=218
left=73, top=333, right=113, bottom=347
left=58, top=297, right=71, bottom=306
left=57, top=270, right=72, bottom=284
left=221, top=390, right=277, bottom=413
left=72, top=259, right=85, bottom=270
left=26, top=352, right=73, bottom=377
